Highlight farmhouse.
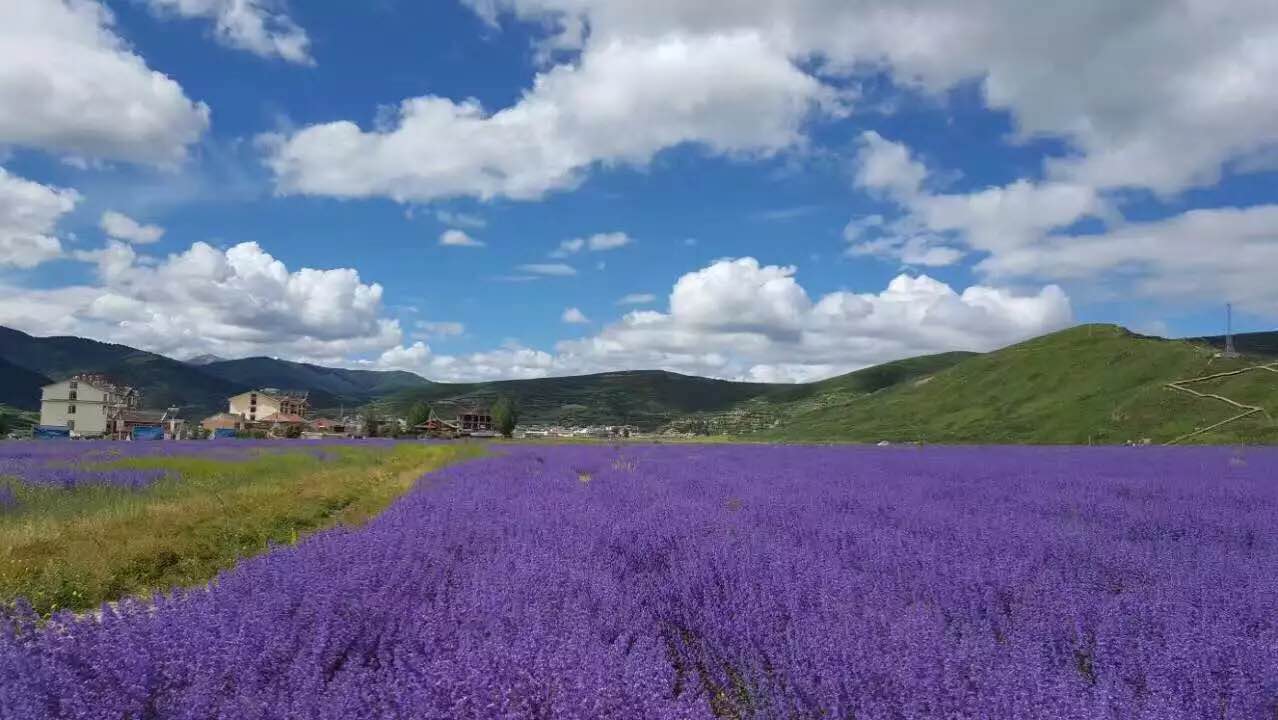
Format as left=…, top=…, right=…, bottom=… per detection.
left=405, top=404, right=500, bottom=438
left=116, top=409, right=172, bottom=440
left=201, top=412, right=246, bottom=434
left=308, top=418, right=349, bottom=434
left=260, top=412, right=306, bottom=435
left=38, top=374, right=140, bottom=438
left=413, top=411, right=460, bottom=439
left=459, top=408, right=494, bottom=434
left=227, top=389, right=309, bottom=423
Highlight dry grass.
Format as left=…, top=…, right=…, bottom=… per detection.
left=0, top=443, right=482, bottom=615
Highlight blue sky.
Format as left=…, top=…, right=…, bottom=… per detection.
left=1, top=1, right=1276, bottom=382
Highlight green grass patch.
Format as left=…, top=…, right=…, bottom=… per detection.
left=0, top=443, right=482, bottom=615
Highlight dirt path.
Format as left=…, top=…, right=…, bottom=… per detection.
left=1164, top=364, right=1278, bottom=444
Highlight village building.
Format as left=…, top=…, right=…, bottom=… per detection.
left=302, top=417, right=354, bottom=439
left=38, top=374, right=139, bottom=438
left=201, top=412, right=246, bottom=434
left=261, top=412, right=306, bottom=437
left=307, top=418, right=348, bottom=434
left=113, top=409, right=172, bottom=440
left=413, top=410, right=460, bottom=439
left=164, top=415, right=188, bottom=439
left=227, top=389, right=309, bottom=424
left=459, top=408, right=495, bottom=434
left=410, top=404, right=498, bottom=438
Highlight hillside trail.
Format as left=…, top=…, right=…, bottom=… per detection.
left=1163, top=363, right=1278, bottom=445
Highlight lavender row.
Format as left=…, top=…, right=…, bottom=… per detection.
left=3, top=445, right=1276, bottom=718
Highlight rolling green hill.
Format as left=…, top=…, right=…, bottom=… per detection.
left=765, top=324, right=1278, bottom=444
left=660, top=352, right=977, bottom=435
left=384, top=370, right=801, bottom=430
left=0, top=327, right=239, bottom=418
left=201, top=357, right=434, bottom=409
left=382, top=354, right=976, bottom=433
left=811, top=352, right=978, bottom=394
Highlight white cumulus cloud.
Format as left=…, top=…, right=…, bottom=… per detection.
left=0, top=0, right=209, bottom=166
left=855, top=131, right=928, bottom=200
left=465, top=0, right=1278, bottom=195
left=848, top=132, right=1105, bottom=270
left=439, top=229, right=485, bottom=247
left=100, top=211, right=165, bottom=244
left=146, top=0, right=312, bottom=64
left=0, top=168, right=80, bottom=268
left=0, top=239, right=400, bottom=362
left=849, top=133, right=1278, bottom=314
left=985, top=204, right=1278, bottom=315
left=552, top=257, right=1073, bottom=382
left=376, top=341, right=556, bottom=382
left=2, top=243, right=1073, bottom=384
left=561, top=307, right=590, bottom=324
left=264, top=31, right=830, bottom=202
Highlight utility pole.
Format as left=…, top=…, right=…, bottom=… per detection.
left=1224, top=303, right=1239, bottom=358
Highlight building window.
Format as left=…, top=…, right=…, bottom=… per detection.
left=68, top=405, right=76, bottom=414
left=69, top=380, right=78, bottom=389
left=68, top=390, right=77, bottom=400
left=67, top=420, right=75, bottom=431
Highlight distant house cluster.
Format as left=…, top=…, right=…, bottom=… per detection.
left=516, top=424, right=637, bottom=439
left=200, top=389, right=312, bottom=437
left=38, top=375, right=183, bottom=439
left=409, top=406, right=498, bottom=439
left=198, top=392, right=501, bottom=440
left=33, top=377, right=509, bottom=442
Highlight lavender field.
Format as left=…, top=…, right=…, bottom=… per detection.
left=3, top=444, right=1277, bottom=719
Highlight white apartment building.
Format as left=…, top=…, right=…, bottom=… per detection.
left=39, top=375, right=139, bottom=437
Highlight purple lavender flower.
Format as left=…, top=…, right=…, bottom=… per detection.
left=1, top=444, right=1276, bottom=718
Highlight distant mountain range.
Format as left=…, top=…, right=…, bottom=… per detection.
left=200, top=356, right=435, bottom=411
left=0, top=325, right=822, bottom=425
left=0, top=326, right=440, bottom=420
left=185, top=354, right=227, bottom=366
left=1, top=324, right=1275, bottom=442
left=0, top=326, right=241, bottom=418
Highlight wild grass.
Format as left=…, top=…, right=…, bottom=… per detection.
left=0, top=443, right=482, bottom=615
left=768, top=324, right=1278, bottom=445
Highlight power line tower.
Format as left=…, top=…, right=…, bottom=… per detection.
left=1224, top=302, right=1239, bottom=358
